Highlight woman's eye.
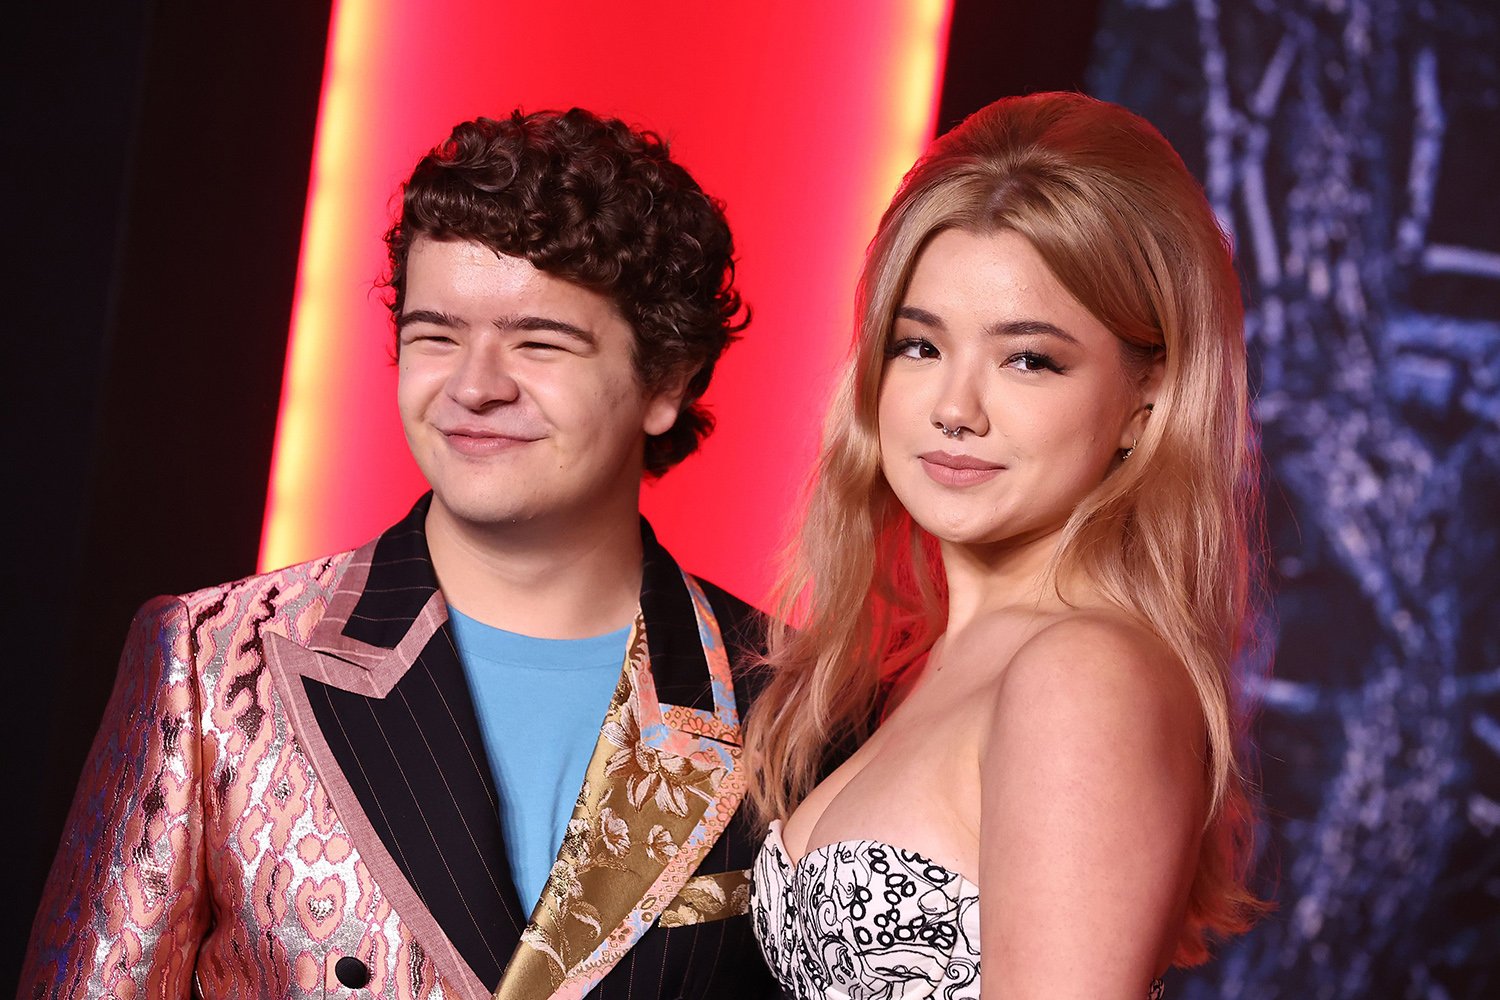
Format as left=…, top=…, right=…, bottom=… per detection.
left=888, top=338, right=940, bottom=360
left=1005, top=351, right=1062, bottom=373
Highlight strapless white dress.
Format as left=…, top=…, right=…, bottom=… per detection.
left=750, top=820, right=1164, bottom=1000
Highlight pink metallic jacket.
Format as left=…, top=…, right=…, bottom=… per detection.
left=22, top=498, right=774, bottom=1000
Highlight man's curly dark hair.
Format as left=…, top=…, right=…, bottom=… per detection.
left=383, top=108, right=748, bottom=475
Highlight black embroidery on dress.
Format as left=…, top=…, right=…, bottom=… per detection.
left=750, top=825, right=1164, bottom=999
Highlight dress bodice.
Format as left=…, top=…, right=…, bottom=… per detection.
left=749, top=821, right=1165, bottom=1000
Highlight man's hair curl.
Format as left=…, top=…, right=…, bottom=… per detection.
left=384, top=108, right=747, bottom=475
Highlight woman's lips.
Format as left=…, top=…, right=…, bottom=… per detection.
left=918, top=450, right=1005, bottom=486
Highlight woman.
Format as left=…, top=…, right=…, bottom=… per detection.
left=745, top=92, right=1267, bottom=998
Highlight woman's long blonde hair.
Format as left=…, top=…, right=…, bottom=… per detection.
left=744, top=92, right=1267, bottom=964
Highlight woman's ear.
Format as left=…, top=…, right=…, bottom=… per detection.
left=1142, top=347, right=1166, bottom=400
left=1119, top=350, right=1164, bottom=455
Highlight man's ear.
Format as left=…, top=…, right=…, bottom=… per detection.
left=642, top=369, right=696, bottom=437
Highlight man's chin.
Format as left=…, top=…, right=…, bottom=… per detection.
left=427, top=492, right=542, bottom=532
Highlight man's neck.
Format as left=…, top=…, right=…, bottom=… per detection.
left=423, top=501, right=645, bottom=639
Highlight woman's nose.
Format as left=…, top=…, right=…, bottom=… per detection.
left=928, top=364, right=989, bottom=439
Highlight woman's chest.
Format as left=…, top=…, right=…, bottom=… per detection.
left=781, top=681, right=992, bottom=881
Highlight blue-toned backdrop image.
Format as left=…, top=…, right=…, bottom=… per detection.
left=1089, top=0, right=1499, bottom=996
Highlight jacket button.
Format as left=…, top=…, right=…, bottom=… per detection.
left=335, top=956, right=371, bottom=989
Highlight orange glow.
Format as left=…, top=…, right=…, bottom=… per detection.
left=261, top=0, right=954, bottom=605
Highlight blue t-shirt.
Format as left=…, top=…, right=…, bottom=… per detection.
left=448, top=607, right=630, bottom=913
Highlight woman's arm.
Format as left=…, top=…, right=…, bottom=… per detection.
left=978, top=614, right=1206, bottom=1000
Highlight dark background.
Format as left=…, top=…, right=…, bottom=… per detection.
left=3, top=0, right=331, bottom=976
left=6, top=1, right=1496, bottom=996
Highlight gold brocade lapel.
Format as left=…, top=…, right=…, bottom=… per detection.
left=493, top=572, right=746, bottom=1000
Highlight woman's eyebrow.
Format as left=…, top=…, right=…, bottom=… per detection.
left=986, top=319, right=1081, bottom=346
left=895, top=305, right=943, bottom=328
left=895, top=305, right=1080, bottom=347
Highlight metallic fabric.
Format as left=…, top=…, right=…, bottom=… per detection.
left=21, top=553, right=457, bottom=999
left=23, top=544, right=753, bottom=1000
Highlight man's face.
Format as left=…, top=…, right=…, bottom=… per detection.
left=397, top=237, right=682, bottom=536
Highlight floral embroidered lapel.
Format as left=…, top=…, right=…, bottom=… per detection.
left=492, top=524, right=749, bottom=1000
left=265, top=496, right=751, bottom=1000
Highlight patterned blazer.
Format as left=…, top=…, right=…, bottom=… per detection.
left=22, top=497, right=779, bottom=1000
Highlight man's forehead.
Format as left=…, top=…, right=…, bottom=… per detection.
left=401, top=237, right=635, bottom=343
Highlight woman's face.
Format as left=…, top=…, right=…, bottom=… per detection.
left=877, top=228, right=1149, bottom=552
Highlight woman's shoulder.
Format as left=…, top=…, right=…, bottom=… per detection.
left=1009, top=607, right=1174, bottom=675
left=976, top=607, right=1203, bottom=751
left=972, top=605, right=1209, bottom=880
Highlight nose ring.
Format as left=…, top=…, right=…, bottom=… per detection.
left=936, top=422, right=965, bottom=440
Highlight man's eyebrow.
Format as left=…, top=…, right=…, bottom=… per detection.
left=495, top=314, right=597, bottom=346
left=395, top=310, right=598, bottom=346
left=895, top=306, right=1081, bottom=347
left=397, top=308, right=462, bottom=330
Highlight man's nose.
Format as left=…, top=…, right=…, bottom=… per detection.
left=448, top=342, right=520, bottom=409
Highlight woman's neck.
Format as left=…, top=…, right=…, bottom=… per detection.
left=939, top=525, right=1095, bottom=634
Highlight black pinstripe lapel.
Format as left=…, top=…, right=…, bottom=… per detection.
left=638, top=519, right=716, bottom=711
left=303, top=496, right=527, bottom=990
left=281, top=495, right=779, bottom=1000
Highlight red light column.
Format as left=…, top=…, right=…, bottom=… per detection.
left=261, top=0, right=954, bottom=605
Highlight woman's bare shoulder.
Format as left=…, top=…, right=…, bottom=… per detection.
left=1004, top=608, right=1190, bottom=695
left=971, top=612, right=1208, bottom=995
left=979, top=607, right=1205, bottom=760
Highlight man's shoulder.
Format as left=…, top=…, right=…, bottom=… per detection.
left=689, top=574, right=756, bottom=622
left=685, top=574, right=776, bottom=713
left=687, top=574, right=765, bottom=645
left=169, top=545, right=363, bottom=624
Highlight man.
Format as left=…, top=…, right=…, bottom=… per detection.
left=23, top=109, right=777, bottom=1000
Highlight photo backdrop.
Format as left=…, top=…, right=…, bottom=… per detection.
left=8, top=0, right=1495, bottom=995
left=1087, top=0, right=1500, bottom=996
